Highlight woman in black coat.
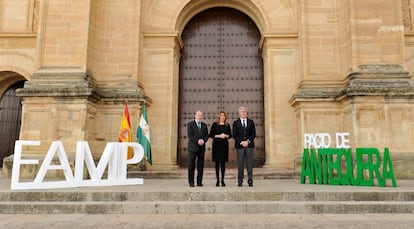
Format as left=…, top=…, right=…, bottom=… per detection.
left=209, top=111, right=232, bottom=186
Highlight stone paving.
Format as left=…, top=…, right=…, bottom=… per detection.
left=0, top=213, right=413, bottom=229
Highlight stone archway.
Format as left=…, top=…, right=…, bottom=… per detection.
left=141, top=0, right=299, bottom=170
left=177, top=7, right=264, bottom=167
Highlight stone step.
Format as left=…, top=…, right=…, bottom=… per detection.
left=0, top=190, right=413, bottom=214
left=1, top=179, right=413, bottom=214
left=1, top=191, right=413, bottom=202
left=0, top=201, right=413, bottom=214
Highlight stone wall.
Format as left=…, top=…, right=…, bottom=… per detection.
left=0, top=0, right=414, bottom=178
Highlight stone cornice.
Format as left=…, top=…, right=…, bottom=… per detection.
left=16, top=71, right=150, bottom=104
left=290, top=65, right=414, bottom=105
left=262, top=33, right=299, bottom=38
left=143, top=32, right=183, bottom=49
left=142, top=31, right=180, bottom=37
left=260, top=33, right=299, bottom=49
left=0, top=32, right=37, bottom=38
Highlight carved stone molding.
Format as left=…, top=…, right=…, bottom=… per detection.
left=402, top=0, right=412, bottom=31
left=16, top=71, right=148, bottom=103
left=290, top=65, right=414, bottom=105
left=338, top=65, right=414, bottom=99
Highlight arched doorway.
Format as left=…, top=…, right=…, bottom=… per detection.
left=178, top=7, right=264, bottom=167
left=0, top=81, right=25, bottom=168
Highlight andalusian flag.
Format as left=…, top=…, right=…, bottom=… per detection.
left=118, top=102, right=133, bottom=159
left=137, top=102, right=152, bottom=164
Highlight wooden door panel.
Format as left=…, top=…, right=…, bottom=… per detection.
left=178, top=8, right=264, bottom=167
left=0, top=81, right=24, bottom=167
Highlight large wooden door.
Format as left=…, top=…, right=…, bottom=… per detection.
left=178, top=7, right=264, bottom=167
left=0, top=81, right=24, bottom=167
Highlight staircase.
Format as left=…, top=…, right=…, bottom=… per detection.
left=0, top=177, right=413, bottom=214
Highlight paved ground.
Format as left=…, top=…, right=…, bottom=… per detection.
left=0, top=169, right=413, bottom=228
left=0, top=213, right=413, bottom=229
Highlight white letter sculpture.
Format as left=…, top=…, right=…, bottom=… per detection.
left=11, top=140, right=144, bottom=190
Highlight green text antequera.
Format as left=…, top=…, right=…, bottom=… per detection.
left=300, top=148, right=397, bottom=187
left=300, top=133, right=397, bottom=187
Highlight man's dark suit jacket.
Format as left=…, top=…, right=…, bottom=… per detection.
left=233, top=118, right=256, bottom=149
left=187, top=120, right=209, bottom=152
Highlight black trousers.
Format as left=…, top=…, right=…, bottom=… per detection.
left=188, top=150, right=205, bottom=185
left=237, top=147, right=253, bottom=184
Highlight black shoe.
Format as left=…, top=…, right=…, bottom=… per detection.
left=248, top=179, right=253, bottom=187
left=221, top=181, right=226, bottom=187
left=238, top=183, right=242, bottom=187
left=197, top=184, right=203, bottom=187
left=189, top=184, right=195, bottom=187
left=216, top=181, right=220, bottom=187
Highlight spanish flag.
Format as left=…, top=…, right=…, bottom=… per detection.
left=118, top=102, right=133, bottom=159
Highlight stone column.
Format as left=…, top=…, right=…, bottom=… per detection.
left=344, top=0, right=411, bottom=151
left=349, top=0, right=405, bottom=68
left=262, top=35, right=299, bottom=169
left=290, top=0, right=414, bottom=178
left=16, top=0, right=92, bottom=155
left=289, top=0, right=352, bottom=168
left=140, top=33, right=181, bottom=170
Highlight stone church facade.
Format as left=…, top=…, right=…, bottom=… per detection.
left=1, top=0, right=414, bottom=178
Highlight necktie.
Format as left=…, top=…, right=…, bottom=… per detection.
left=242, top=120, right=246, bottom=128
left=197, top=122, right=201, bottom=130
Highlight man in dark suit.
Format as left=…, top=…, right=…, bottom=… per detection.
left=187, top=110, right=209, bottom=187
left=233, top=106, right=256, bottom=187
